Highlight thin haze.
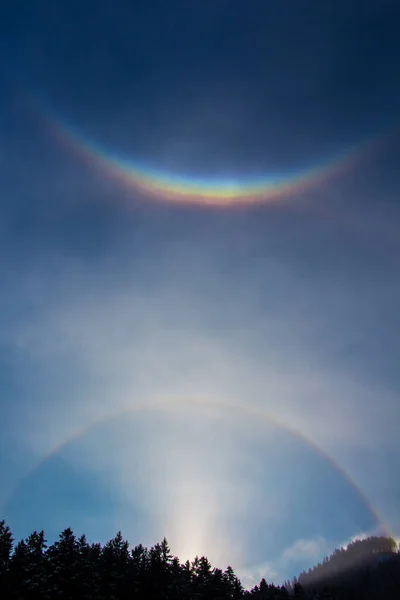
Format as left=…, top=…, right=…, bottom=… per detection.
left=0, top=0, right=400, bottom=585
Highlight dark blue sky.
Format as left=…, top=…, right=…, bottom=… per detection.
left=0, top=0, right=400, bottom=586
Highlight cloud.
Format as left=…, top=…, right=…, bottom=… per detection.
left=237, top=536, right=330, bottom=588
left=341, top=531, right=372, bottom=550
left=238, top=561, right=280, bottom=590
left=281, top=536, right=330, bottom=564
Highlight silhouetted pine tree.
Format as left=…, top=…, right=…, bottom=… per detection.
left=224, top=565, right=244, bottom=600
left=99, top=531, right=130, bottom=600
left=46, top=528, right=81, bottom=599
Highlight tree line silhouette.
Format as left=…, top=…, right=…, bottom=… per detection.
left=0, top=520, right=399, bottom=599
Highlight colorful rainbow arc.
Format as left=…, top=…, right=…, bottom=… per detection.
left=42, top=110, right=369, bottom=207
left=2, top=398, right=393, bottom=541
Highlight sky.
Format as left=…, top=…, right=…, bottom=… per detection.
left=1, top=0, right=400, bottom=587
